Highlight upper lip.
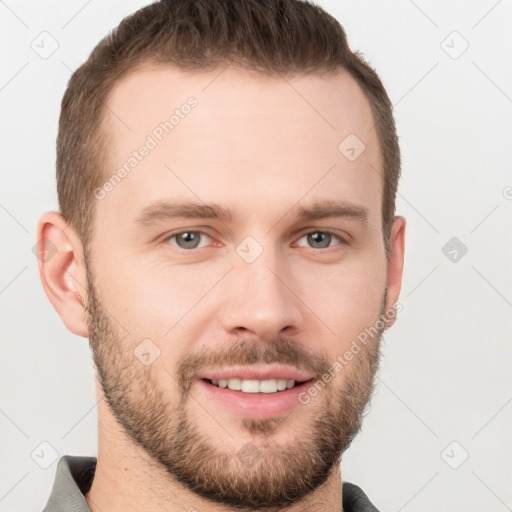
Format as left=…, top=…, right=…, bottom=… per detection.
left=196, top=365, right=316, bottom=383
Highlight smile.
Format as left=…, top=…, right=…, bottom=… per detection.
left=207, top=378, right=301, bottom=393
left=197, top=378, right=316, bottom=418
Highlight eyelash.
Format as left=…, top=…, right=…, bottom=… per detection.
left=163, top=229, right=347, bottom=251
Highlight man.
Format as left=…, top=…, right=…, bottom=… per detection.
left=36, top=0, right=405, bottom=510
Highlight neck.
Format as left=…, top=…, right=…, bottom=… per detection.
left=86, top=392, right=344, bottom=512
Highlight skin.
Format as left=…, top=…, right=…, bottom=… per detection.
left=37, top=63, right=405, bottom=511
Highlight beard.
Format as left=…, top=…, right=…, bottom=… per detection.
left=84, top=258, right=387, bottom=510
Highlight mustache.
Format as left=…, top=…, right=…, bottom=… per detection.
left=176, top=337, right=332, bottom=392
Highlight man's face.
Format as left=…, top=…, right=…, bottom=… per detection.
left=85, top=64, right=393, bottom=509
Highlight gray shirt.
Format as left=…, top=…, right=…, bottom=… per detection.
left=43, top=456, right=380, bottom=512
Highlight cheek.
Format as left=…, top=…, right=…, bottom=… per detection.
left=292, top=254, right=386, bottom=348
left=97, top=254, right=225, bottom=338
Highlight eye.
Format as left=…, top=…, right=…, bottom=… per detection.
left=295, top=230, right=344, bottom=250
left=163, top=229, right=345, bottom=252
left=165, top=230, right=212, bottom=250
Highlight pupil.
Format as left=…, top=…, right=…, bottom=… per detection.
left=179, top=232, right=199, bottom=248
left=309, top=232, right=330, bottom=249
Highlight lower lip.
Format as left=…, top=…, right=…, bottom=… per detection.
left=196, top=379, right=315, bottom=419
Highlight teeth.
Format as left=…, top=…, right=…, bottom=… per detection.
left=210, top=378, right=297, bottom=393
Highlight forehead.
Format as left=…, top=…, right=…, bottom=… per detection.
left=97, top=63, right=382, bottom=228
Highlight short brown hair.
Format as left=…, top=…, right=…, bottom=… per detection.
left=57, top=0, right=400, bottom=258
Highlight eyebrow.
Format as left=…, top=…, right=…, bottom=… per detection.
left=294, top=200, right=368, bottom=223
left=134, top=199, right=369, bottom=225
left=135, top=201, right=232, bottom=224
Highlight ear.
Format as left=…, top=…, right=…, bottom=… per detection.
left=384, top=215, right=406, bottom=328
left=35, top=211, right=89, bottom=338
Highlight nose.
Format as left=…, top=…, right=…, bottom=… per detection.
left=219, top=245, right=303, bottom=341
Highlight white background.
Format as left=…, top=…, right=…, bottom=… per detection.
left=1, top=1, right=511, bottom=510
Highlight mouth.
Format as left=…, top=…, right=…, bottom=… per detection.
left=203, top=377, right=308, bottom=393
left=196, top=377, right=316, bottom=419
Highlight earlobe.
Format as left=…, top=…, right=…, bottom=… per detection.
left=35, top=211, right=89, bottom=338
left=385, top=216, right=406, bottom=328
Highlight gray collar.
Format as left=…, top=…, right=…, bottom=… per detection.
left=43, top=456, right=95, bottom=512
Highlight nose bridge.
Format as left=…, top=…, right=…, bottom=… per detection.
left=220, top=237, right=302, bottom=338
